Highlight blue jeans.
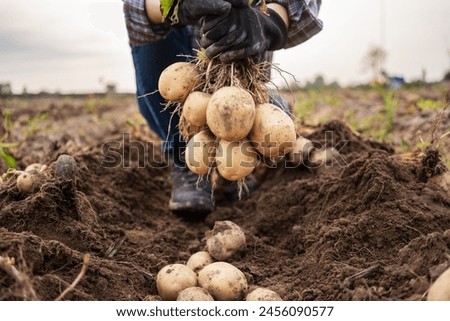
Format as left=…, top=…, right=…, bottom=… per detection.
left=131, top=27, right=193, bottom=164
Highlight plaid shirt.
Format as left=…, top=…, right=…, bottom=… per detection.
left=123, top=0, right=322, bottom=50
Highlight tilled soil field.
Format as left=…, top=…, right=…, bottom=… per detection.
left=0, top=88, right=449, bottom=300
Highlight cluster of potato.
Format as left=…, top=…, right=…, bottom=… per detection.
left=0, top=154, right=77, bottom=194
left=156, top=220, right=282, bottom=301
left=158, top=62, right=320, bottom=182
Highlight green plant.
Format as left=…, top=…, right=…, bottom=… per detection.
left=416, top=98, right=444, bottom=111
left=295, top=90, right=318, bottom=121
left=1, top=109, right=18, bottom=169
left=322, top=93, right=343, bottom=107
left=0, top=143, right=18, bottom=169
left=25, top=112, right=49, bottom=137
left=84, top=98, right=96, bottom=113
left=382, top=90, right=397, bottom=135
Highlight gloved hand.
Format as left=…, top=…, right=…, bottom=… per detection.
left=177, top=0, right=232, bottom=25
left=200, top=5, right=288, bottom=62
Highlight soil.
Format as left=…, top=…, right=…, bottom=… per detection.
left=0, top=89, right=449, bottom=301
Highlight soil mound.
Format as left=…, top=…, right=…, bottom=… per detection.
left=1, top=120, right=449, bottom=300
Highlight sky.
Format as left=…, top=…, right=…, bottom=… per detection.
left=0, top=0, right=449, bottom=93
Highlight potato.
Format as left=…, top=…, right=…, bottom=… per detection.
left=287, top=136, right=313, bottom=166
left=427, top=267, right=450, bottom=300
left=429, top=172, right=450, bottom=193
left=16, top=170, right=40, bottom=194
left=198, top=262, right=248, bottom=301
left=177, top=286, right=214, bottom=301
left=206, top=86, right=255, bottom=141
left=185, top=130, right=216, bottom=175
left=205, top=220, right=246, bottom=261
left=156, top=264, right=197, bottom=301
left=55, top=154, right=77, bottom=178
left=158, top=62, right=199, bottom=102
left=186, top=251, right=214, bottom=273
left=25, top=163, right=43, bottom=172
left=249, top=103, right=296, bottom=160
left=183, top=91, right=211, bottom=127
left=246, top=287, right=282, bottom=301
left=215, top=139, right=257, bottom=181
left=309, top=147, right=339, bottom=167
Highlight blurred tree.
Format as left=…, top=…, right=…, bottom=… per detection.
left=362, top=46, right=387, bottom=83
left=0, top=82, right=12, bottom=96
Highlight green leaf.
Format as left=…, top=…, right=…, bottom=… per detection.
left=160, top=0, right=175, bottom=19
left=0, top=147, right=16, bottom=169
left=0, top=142, right=19, bottom=149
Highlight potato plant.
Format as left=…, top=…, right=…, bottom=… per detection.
left=157, top=2, right=302, bottom=196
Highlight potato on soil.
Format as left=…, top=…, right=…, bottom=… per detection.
left=205, top=220, right=246, bottom=261
left=249, top=103, right=296, bottom=160
left=182, top=91, right=211, bottom=127
left=185, top=130, right=216, bottom=175
left=309, top=147, right=339, bottom=167
left=287, top=136, right=313, bottom=166
left=25, top=163, right=43, bottom=172
left=186, top=251, right=214, bottom=273
left=156, top=264, right=197, bottom=301
left=429, top=172, right=450, bottom=193
left=158, top=62, right=199, bottom=102
left=427, top=267, right=450, bottom=300
left=16, top=170, right=41, bottom=194
left=206, top=86, right=255, bottom=141
left=245, top=287, right=282, bottom=301
left=177, top=286, right=214, bottom=301
left=215, top=139, right=257, bottom=181
left=55, top=154, right=77, bottom=178
left=198, top=262, right=248, bottom=301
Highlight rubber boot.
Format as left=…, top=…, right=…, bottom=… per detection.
left=168, top=160, right=214, bottom=216
left=215, top=174, right=259, bottom=202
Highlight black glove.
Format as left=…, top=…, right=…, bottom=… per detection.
left=200, top=6, right=288, bottom=62
left=177, top=0, right=232, bottom=25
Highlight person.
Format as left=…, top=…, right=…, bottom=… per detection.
left=123, top=0, right=323, bottom=215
